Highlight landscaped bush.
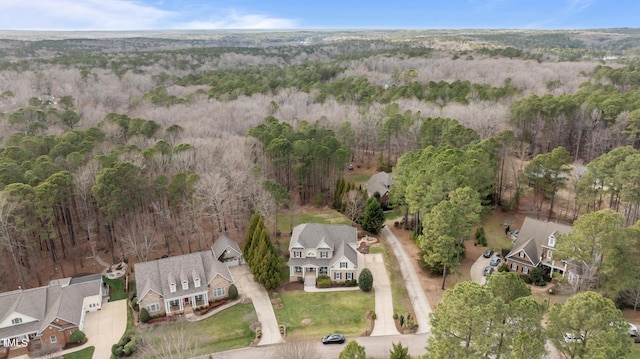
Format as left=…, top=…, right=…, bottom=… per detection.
left=358, top=268, right=373, bottom=292
left=228, top=284, right=238, bottom=300
left=317, top=275, right=332, bottom=288
left=139, top=308, right=150, bottom=323
left=112, top=344, right=123, bottom=357
left=528, top=267, right=547, bottom=286
left=475, top=227, right=487, bottom=246
left=70, top=330, right=85, bottom=343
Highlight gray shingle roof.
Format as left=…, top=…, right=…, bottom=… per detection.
left=366, top=172, right=393, bottom=197
left=135, top=249, right=233, bottom=300
left=211, top=234, right=242, bottom=260
left=506, top=217, right=573, bottom=266
left=0, top=275, right=101, bottom=341
left=288, top=223, right=358, bottom=268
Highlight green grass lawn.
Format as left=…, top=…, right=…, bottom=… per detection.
left=273, top=290, right=374, bottom=339
left=347, top=172, right=373, bottom=186
left=276, top=209, right=352, bottom=234
left=384, top=207, right=403, bottom=221
left=369, top=243, right=412, bottom=316
left=139, top=303, right=256, bottom=355
left=63, top=346, right=94, bottom=359
left=628, top=345, right=640, bottom=359
left=103, top=277, right=128, bottom=302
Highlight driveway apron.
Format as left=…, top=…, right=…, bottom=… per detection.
left=229, top=266, right=283, bottom=346
left=365, top=253, right=401, bottom=336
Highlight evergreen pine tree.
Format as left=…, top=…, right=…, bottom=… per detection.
left=361, top=197, right=386, bottom=234
left=243, top=212, right=260, bottom=261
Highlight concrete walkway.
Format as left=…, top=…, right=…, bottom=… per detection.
left=382, top=226, right=432, bottom=334
left=365, top=254, right=400, bottom=336
left=229, top=266, right=283, bottom=346
left=186, top=299, right=241, bottom=322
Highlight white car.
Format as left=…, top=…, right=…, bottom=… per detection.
left=563, top=333, right=584, bottom=343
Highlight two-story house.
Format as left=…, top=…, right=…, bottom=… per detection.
left=288, top=223, right=362, bottom=285
left=0, top=274, right=103, bottom=358
left=135, top=237, right=235, bottom=317
left=505, top=217, right=577, bottom=281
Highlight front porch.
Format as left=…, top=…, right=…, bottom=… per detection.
left=290, top=264, right=329, bottom=282
left=165, top=292, right=209, bottom=315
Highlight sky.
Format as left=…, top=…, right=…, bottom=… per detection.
left=0, top=0, right=637, bottom=31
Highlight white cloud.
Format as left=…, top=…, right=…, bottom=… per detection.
left=0, top=0, right=298, bottom=31
left=176, top=12, right=299, bottom=30
left=566, top=0, right=593, bottom=11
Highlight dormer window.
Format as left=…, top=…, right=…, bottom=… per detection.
left=182, top=280, right=189, bottom=290
left=194, top=277, right=201, bottom=288
left=320, top=251, right=327, bottom=258
left=169, top=283, right=176, bottom=293
left=548, top=234, right=556, bottom=247
left=12, top=317, right=22, bottom=325
left=293, top=251, right=302, bottom=258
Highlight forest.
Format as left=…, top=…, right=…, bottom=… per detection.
left=2, top=28, right=640, bottom=292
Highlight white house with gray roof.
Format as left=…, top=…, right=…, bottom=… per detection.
left=0, top=274, right=102, bottom=357
left=505, top=217, right=579, bottom=282
left=135, top=243, right=234, bottom=317
left=288, top=223, right=362, bottom=284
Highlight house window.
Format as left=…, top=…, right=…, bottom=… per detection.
left=335, top=272, right=342, bottom=280
left=546, top=250, right=553, bottom=259
left=195, top=295, right=204, bottom=302
left=11, top=318, right=22, bottom=325
left=320, top=251, right=327, bottom=258
left=293, top=251, right=302, bottom=258
left=522, top=267, right=529, bottom=274
left=147, top=303, right=160, bottom=312
left=548, top=235, right=556, bottom=247
left=50, top=336, right=57, bottom=344
left=194, top=278, right=201, bottom=288
left=511, top=263, right=518, bottom=271
left=519, top=251, right=525, bottom=258
left=295, top=266, right=302, bottom=273
left=169, top=283, right=176, bottom=293
left=169, top=299, right=179, bottom=307
left=213, top=288, right=225, bottom=297
left=182, top=280, right=189, bottom=290
left=340, top=262, right=348, bottom=268
left=346, top=273, right=353, bottom=280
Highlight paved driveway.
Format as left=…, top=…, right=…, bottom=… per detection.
left=365, top=254, right=400, bottom=336
left=382, top=226, right=431, bottom=334
left=230, top=265, right=283, bottom=346
left=470, top=254, right=491, bottom=284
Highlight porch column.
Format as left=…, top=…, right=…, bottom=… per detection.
left=165, top=300, right=171, bottom=315
left=204, top=292, right=208, bottom=304
left=179, top=299, right=184, bottom=310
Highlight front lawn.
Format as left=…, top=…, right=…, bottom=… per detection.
left=63, top=346, right=94, bottom=359
left=103, top=277, right=130, bottom=302
left=273, top=290, right=374, bottom=339
left=139, top=303, right=256, bottom=355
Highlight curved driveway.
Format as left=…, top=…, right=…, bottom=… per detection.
left=470, top=254, right=490, bottom=284
left=381, top=226, right=431, bottom=334
left=365, top=253, right=400, bottom=336
left=230, top=266, right=283, bottom=346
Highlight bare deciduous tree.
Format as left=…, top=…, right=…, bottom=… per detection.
left=121, top=217, right=159, bottom=262
left=270, top=340, right=322, bottom=359
left=344, top=190, right=366, bottom=224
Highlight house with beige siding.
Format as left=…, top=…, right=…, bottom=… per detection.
left=288, top=223, right=362, bottom=284
left=135, top=241, right=234, bottom=317
left=0, top=274, right=103, bottom=358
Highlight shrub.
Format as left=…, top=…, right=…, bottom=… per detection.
left=475, top=227, right=487, bottom=246
left=393, top=312, right=398, bottom=319
left=228, top=284, right=238, bottom=300
left=528, top=266, right=546, bottom=286
left=358, top=268, right=373, bottom=292
left=70, top=330, right=85, bottom=343
left=371, top=312, right=376, bottom=320
left=497, top=263, right=509, bottom=272
left=139, top=308, right=150, bottom=323
left=501, top=248, right=510, bottom=258
left=317, top=275, right=332, bottom=288
left=112, top=344, right=124, bottom=357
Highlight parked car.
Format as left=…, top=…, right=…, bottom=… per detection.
left=322, top=333, right=345, bottom=344
left=629, top=323, right=640, bottom=343
left=489, top=256, right=501, bottom=266
left=483, top=249, right=494, bottom=258
left=563, top=333, right=584, bottom=343
left=483, top=266, right=494, bottom=276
